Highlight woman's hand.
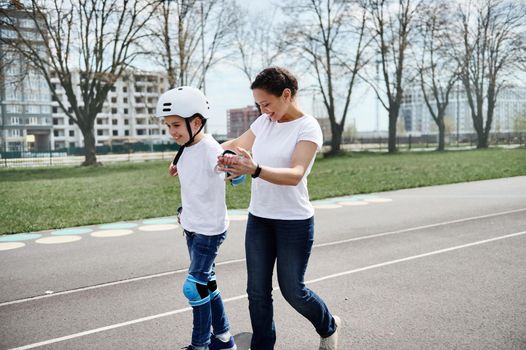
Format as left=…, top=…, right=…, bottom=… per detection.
left=168, top=163, right=178, bottom=177
left=217, top=147, right=257, bottom=180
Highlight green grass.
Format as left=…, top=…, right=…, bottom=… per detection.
left=1, top=148, right=525, bottom=235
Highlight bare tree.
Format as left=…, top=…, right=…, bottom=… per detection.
left=0, top=0, right=158, bottom=165
left=232, top=8, right=285, bottom=85
left=415, top=1, right=459, bottom=151
left=282, top=0, right=370, bottom=156
left=147, top=0, right=237, bottom=90
left=364, top=0, right=422, bottom=153
left=456, top=0, right=526, bottom=148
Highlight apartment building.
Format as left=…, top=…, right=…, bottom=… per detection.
left=226, top=105, right=260, bottom=139
left=0, top=6, right=53, bottom=152
left=51, top=70, right=170, bottom=150
left=400, top=86, right=526, bottom=135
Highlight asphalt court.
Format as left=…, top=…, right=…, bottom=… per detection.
left=1, top=177, right=525, bottom=349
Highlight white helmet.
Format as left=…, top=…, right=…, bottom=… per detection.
left=156, top=86, right=210, bottom=119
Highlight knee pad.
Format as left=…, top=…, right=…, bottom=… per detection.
left=207, top=279, right=220, bottom=299
left=183, top=275, right=210, bottom=307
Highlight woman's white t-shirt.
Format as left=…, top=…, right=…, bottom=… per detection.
left=177, top=134, right=229, bottom=235
left=249, top=114, right=323, bottom=220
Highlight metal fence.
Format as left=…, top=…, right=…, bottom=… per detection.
left=353, top=132, right=525, bottom=151
left=1, top=133, right=524, bottom=168
left=0, top=143, right=180, bottom=168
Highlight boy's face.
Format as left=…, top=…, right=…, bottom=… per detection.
left=164, top=115, right=203, bottom=145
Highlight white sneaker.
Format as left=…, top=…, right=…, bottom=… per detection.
left=319, top=315, right=341, bottom=350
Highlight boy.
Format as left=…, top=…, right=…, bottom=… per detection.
left=156, top=86, right=236, bottom=350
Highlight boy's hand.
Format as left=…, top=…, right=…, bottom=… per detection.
left=217, top=147, right=256, bottom=180
left=169, top=163, right=178, bottom=177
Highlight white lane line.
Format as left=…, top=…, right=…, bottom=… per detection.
left=315, top=207, right=526, bottom=248
left=0, top=259, right=245, bottom=307
left=1, top=207, right=524, bottom=308
left=308, top=230, right=526, bottom=284
left=8, top=229, right=526, bottom=350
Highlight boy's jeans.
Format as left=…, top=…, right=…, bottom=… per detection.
left=185, top=230, right=230, bottom=348
left=245, top=213, right=336, bottom=350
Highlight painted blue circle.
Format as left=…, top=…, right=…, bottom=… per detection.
left=312, top=200, right=338, bottom=205
left=351, top=195, right=377, bottom=200
left=142, top=218, right=178, bottom=225
left=99, top=223, right=138, bottom=229
left=51, top=228, right=93, bottom=236
left=0, top=233, right=42, bottom=242
left=335, top=197, right=366, bottom=202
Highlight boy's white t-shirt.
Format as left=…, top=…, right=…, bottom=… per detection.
left=177, top=134, right=229, bottom=235
left=249, top=114, right=323, bottom=220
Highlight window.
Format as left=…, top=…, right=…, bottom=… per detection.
left=123, top=98, right=128, bottom=104
left=69, top=130, right=75, bottom=137
left=10, top=117, right=20, bottom=125
left=124, top=119, right=129, bottom=125
left=111, top=108, right=117, bottom=114
left=1, top=29, right=17, bottom=39
left=123, top=87, right=127, bottom=93
left=124, top=108, right=128, bottom=114
left=6, top=104, right=22, bottom=113
left=52, top=106, right=58, bottom=113
left=97, top=130, right=103, bottom=136
left=124, top=130, right=129, bottom=136
left=112, top=119, right=118, bottom=125
left=69, top=118, right=74, bottom=125
left=18, top=19, right=34, bottom=28
left=113, top=130, right=118, bottom=136
left=110, top=86, right=116, bottom=92
left=111, top=97, right=117, bottom=103
left=97, top=119, right=102, bottom=125
left=9, top=129, right=21, bottom=137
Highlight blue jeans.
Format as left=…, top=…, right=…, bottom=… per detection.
left=185, top=230, right=230, bottom=348
left=245, top=213, right=336, bottom=350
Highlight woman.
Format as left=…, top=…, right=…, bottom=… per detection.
left=218, top=67, right=341, bottom=350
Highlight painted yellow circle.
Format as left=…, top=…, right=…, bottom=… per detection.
left=229, top=215, right=248, bottom=221
left=0, top=242, right=26, bottom=251
left=314, top=204, right=342, bottom=209
left=338, top=201, right=369, bottom=206
left=91, top=229, right=134, bottom=238
left=365, top=198, right=393, bottom=203
left=138, top=224, right=179, bottom=232
left=36, top=236, right=82, bottom=244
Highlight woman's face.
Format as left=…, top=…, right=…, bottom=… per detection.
left=252, top=88, right=291, bottom=122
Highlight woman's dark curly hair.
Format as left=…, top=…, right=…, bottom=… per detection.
left=250, top=67, right=298, bottom=97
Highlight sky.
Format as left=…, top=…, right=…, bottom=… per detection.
left=154, top=0, right=389, bottom=135
left=204, top=61, right=388, bottom=135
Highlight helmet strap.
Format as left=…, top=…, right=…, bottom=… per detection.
left=171, top=117, right=207, bottom=166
